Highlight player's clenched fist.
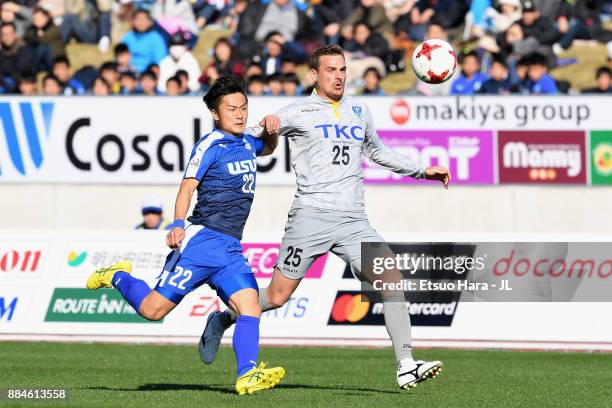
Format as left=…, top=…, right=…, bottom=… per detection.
left=259, top=114, right=280, bottom=135
left=166, top=227, right=185, bottom=249
left=424, top=166, right=451, bottom=189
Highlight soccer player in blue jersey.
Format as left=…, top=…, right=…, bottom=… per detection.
left=86, top=74, right=285, bottom=395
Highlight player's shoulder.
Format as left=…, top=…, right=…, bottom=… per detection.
left=193, top=130, right=226, bottom=153
left=281, top=95, right=320, bottom=116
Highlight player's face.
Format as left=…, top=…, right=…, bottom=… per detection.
left=312, top=54, right=346, bottom=102
left=212, top=92, right=248, bottom=136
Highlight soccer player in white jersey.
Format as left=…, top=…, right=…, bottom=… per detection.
left=201, top=45, right=451, bottom=389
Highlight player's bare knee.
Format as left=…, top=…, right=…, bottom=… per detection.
left=267, top=290, right=290, bottom=309
left=139, top=305, right=166, bottom=321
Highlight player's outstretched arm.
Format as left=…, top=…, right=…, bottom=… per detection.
left=257, top=114, right=280, bottom=156
left=424, top=165, right=451, bottom=189
left=166, top=178, right=199, bottom=249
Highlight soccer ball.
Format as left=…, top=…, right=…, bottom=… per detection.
left=412, top=39, right=457, bottom=84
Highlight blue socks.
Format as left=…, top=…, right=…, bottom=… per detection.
left=111, top=272, right=150, bottom=315
left=233, top=315, right=260, bottom=376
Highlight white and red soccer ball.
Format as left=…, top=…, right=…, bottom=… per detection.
left=411, top=39, right=457, bottom=84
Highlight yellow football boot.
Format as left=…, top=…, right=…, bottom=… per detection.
left=235, top=362, right=285, bottom=395
left=86, top=260, right=132, bottom=290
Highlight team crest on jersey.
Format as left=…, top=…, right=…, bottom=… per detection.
left=352, top=105, right=363, bottom=118
left=244, top=141, right=251, bottom=150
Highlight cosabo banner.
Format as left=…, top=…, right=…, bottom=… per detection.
left=0, top=96, right=610, bottom=185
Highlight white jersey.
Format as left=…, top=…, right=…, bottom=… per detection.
left=254, top=92, right=425, bottom=212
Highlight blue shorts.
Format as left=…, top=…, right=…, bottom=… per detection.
left=154, top=225, right=258, bottom=305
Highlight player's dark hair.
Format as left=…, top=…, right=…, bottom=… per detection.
left=310, top=45, right=345, bottom=71
left=203, top=74, right=247, bottom=112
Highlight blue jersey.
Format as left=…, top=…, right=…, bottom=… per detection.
left=184, top=129, right=265, bottom=239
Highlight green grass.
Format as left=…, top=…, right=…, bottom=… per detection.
left=0, top=342, right=611, bottom=407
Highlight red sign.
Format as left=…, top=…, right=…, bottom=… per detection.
left=0, top=250, right=41, bottom=273
left=498, top=131, right=587, bottom=184
left=390, top=99, right=410, bottom=125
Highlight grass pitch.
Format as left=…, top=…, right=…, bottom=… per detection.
left=0, top=342, right=610, bottom=407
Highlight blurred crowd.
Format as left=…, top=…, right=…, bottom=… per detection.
left=2, top=0, right=612, bottom=96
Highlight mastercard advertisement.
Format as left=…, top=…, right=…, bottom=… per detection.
left=327, top=291, right=458, bottom=326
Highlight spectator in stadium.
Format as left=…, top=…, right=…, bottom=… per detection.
left=582, top=66, right=612, bottom=93
left=281, top=72, right=300, bottom=95
left=175, top=69, right=192, bottom=94
left=91, top=76, right=111, bottom=95
left=42, top=73, right=63, bottom=95
left=60, top=0, right=112, bottom=52
left=312, top=0, right=355, bottom=45
left=100, top=62, right=120, bottom=94
left=121, top=9, right=167, bottom=73
left=235, top=0, right=311, bottom=61
left=114, top=43, right=137, bottom=75
left=24, top=7, right=65, bottom=72
left=361, top=66, right=385, bottom=95
left=18, top=72, right=38, bottom=95
left=246, top=74, right=266, bottom=95
left=165, top=75, right=181, bottom=95
left=192, top=0, right=232, bottom=29
left=409, top=0, right=469, bottom=40
left=509, top=56, right=530, bottom=93
left=199, top=37, right=243, bottom=90
left=519, top=1, right=559, bottom=48
left=343, top=0, right=393, bottom=43
left=492, top=0, right=522, bottom=32
left=478, top=58, right=512, bottom=94
left=52, top=56, right=86, bottom=95
left=140, top=70, right=161, bottom=95
left=450, top=51, right=487, bottom=95
left=1, top=21, right=32, bottom=93
left=556, top=0, right=612, bottom=51
left=281, top=54, right=298, bottom=74
left=157, top=31, right=200, bottom=93
left=151, top=0, right=198, bottom=48
left=255, top=31, right=296, bottom=76
left=498, top=22, right=555, bottom=68
left=267, top=73, right=283, bottom=95
left=135, top=195, right=171, bottom=230
left=119, top=71, right=138, bottom=95
left=244, top=61, right=264, bottom=79
left=343, top=22, right=390, bottom=62
left=1, top=1, right=32, bottom=37
left=525, top=52, right=558, bottom=94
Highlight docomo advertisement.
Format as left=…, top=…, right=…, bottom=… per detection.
left=2, top=230, right=612, bottom=351
left=1, top=96, right=611, bottom=185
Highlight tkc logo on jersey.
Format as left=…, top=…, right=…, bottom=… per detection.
left=315, top=124, right=364, bottom=141
left=0, top=102, right=54, bottom=176
left=227, top=159, right=256, bottom=175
